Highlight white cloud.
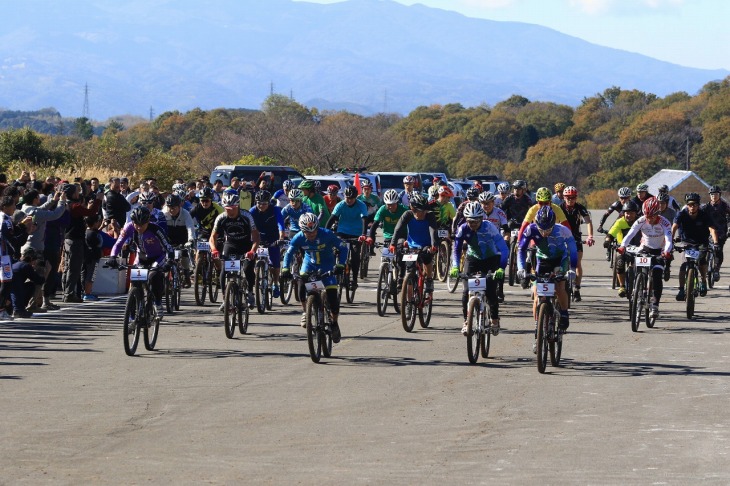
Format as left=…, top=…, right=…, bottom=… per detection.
left=74, top=31, right=102, bottom=42
left=569, top=0, right=684, bottom=15
left=11, top=63, right=25, bottom=70
left=459, top=0, right=516, bottom=7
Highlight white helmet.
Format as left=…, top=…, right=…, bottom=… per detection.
left=478, top=191, right=495, bottom=203
left=383, top=189, right=399, bottom=204
left=463, top=201, right=485, bottom=220
left=298, top=213, right=319, bottom=232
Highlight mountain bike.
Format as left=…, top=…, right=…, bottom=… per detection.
left=463, top=272, right=498, bottom=364
left=194, top=238, right=219, bottom=305
left=375, top=242, right=400, bottom=316
left=337, top=237, right=359, bottom=304
left=164, top=249, right=182, bottom=313
left=436, top=228, right=451, bottom=282
left=528, top=271, right=567, bottom=374
left=278, top=239, right=294, bottom=305
left=359, top=236, right=371, bottom=279
left=112, top=262, right=162, bottom=356
left=507, top=228, right=519, bottom=287
left=675, top=243, right=704, bottom=319
left=400, top=247, right=434, bottom=332
left=626, top=246, right=661, bottom=332
left=298, top=270, right=335, bottom=363
left=222, top=255, right=251, bottom=338
left=254, top=245, right=275, bottom=314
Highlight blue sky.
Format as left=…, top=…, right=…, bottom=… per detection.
left=300, top=0, right=730, bottom=70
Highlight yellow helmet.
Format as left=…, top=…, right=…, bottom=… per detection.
left=536, top=187, right=552, bottom=203
left=554, top=182, right=566, bottom=193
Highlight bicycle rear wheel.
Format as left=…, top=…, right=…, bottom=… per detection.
left=481, top=310, right=491, bottom=359
left=224, top=282, right=239, bottom=339
left=508, top=239, right=518, bottom=287
left=194, top=258, right=207, bottom=306
left=255, top=261, right=266, bottom=314
left=144, top=296, right=160, bottom=351
left=630, top=275, right=644, bottom=332
left=400, top=273, right=417, bottom=332
left=123, top=287, right=143, bottom=356
left=536, top=303, right=549, bottom=374
left=321, top=299, right=333, bottom=358
left=611, top=251, right=619, bottom=290
left=345, top=268, right=356, bottom=304
left=238, top=286, right=249, bottom=335
left=359, top=242, right=370, bottom=279
left=305, top=294, right=322, bottom=363
left=174, top=271, right=181, bottom=311
left=209, top=265, right=220, bottom=303
left=436, top=241, right=448, bottom=282
left=165, top=273, right=173, bottom=313
left=466, top=298, right=480, bottom=364
left=376, top=264, right=390, bottom=316
left=418, top=288, right=433, bottom=328
left=391, top=270, right=400, bottom=314
left=707, top=252, right=716, bottom=289
left=686, top=266, right=696, bottom=319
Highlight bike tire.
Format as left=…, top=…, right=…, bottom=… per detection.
left=447, top=263, right=461, bottom=293
left=165, top=273, right=173, bottom=313
left=238, top=288, right=249, bottom=335
left=376, top=264, right=389, bottom=316
left=686, top=266, right=696, bottom=320
left=481, top=313, right=491, bottom=359
left=400, top=273, right=417, bottom=333
left=630, top=275, right=644, bottom=332
left=224, top=282, right=238, bottom=339
left=345, top=269, right=356, bottom=304
left=646, top=275, right=656, bottom=328
left=174, top=272, right=181, bottom=311
left=707, top=252, right=716, bottom=289
left=536, top=303, right=549, bottom=374
left=418, top=289, right=433, bottom=328
left=144, top=296, right=160, bottom=351
left=359, top=242, right=370, bottom=279
left=321, top=299, right=333, bottom=358
left=391, top=270, right=401, bottom=314
left=466, top=298, right=480, bottom=364
left=305, top=294, right=322, bottom=363
left=255, top=261, right=266, bottom=314
left=123, top=287, right=143, bottom=356
left=280, top=276, right=292, bottom=305
left=209, top=264, right=220, bottom=303
left=611, top=251, right=619, bottom=290
left=436, top=241, right=448, bottom=282
left=194, top=258, right=206, bottom=306
left=265, top=281, right=273, bottom=311
left=549, top=305, right=561, bottom=367
left=508, top=239, right=517, bottom=287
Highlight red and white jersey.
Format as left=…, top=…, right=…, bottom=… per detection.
left=485, top=207, right=508, bottom=228
left=621, top=215, right=673, bottom=253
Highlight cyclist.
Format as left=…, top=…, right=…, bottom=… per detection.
left=367, top=189, right=408, bottom=285
left=433, top=186, right=457, bottom=228
left=249, top=190, right=287, bottom=298
left=452, top=187, right=480, bottom=233
left=519, top=186, right=570, bottom=239
left=657, top=192, right=676, bottom=226
left=163, top=193, right=196, bottom=287
left=397, top=175, right=418, bottom=207
left=272, top=179, right=293, bottom=209
left=324, top=184, right=341, bottom=213
left=108, top=206, right=175, bottom=317
left=298, top=180, right=330, bottom=228
left=190, top=187, right=224, bottom=274
left=632, top=183, right=654, bottom=215
left=672, top=192, right=720, bottom=300
left=137, top=192, right=168, bottom=233
left=281, top=189, right=313, bottom=239
left=502, top=180, right=533, bottom=232
left=704, top=186, right=730, bottom=282
left=517, top=206, right=577, bottom=338
left=495, top=182, right=510, bottom=209
left=657, top=184, right=681, bottom=212
left=326, top=186, right=368, bottom=291
left=604, top=200, right=641, bottom=297
left=559, top=186, right=594, bottom=302
left=478, top=191, right=509, bottom=301
left=281, top=213, right=347, bottom=342
left=617, top=197, right=672, bottom=319
left=359, top=178, right=382, bottom=255
left=210, top=192, right=260, bottom=309
left=451, top=202, right=508, bottom=335
left=552, top=182, right=566, bottom=205
left=598, top=186, right=632, bottom=259
left=391, top=193, right=439, bottom=294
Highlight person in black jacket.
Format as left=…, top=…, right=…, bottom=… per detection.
left=10, top=247, right=45, bottom=319
left=103, top=177, right=131, bottom=224
left=62, top=184, right=103, bottom=303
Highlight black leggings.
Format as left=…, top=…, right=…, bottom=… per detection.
left=338, top=235, right=362, bottom=283
left=221, top=247, right=255, bottom=294
left=461, top=255, right=501, bottom=319
left=298, top=282, right=340, bottom=315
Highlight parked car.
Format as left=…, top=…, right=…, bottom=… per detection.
left=335, top=171, right=381, bottom=195
left=372, top=171, right=424, bottom=200
left=209, top=165, right=305, bottom=193
left=302, top=174, right=353, bottom=198
left=466, top=175, right=509, bottom=195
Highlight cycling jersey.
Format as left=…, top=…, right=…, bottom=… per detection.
left=283, top=226, right=348, bottom=273
left=673, top=207, right=715, bottom=245
left=517, top=223, right=578, bottom=272
left=453, top=220, right=509, bottom=269
left=608, top=217, right=640, bottom=246
left=703, top=199, right=730, bottom=235
left=111, top=222, right=174, bottom=264
left=561, top=202, right=590, bottom=239
left=190, top=202, right=223, bottom=239
left=164, top=207, right=195, bottom=246
left=523, top=203, right=568, bottom=226
left=371, top=203, right=408, bottom=241
left=502, top=193, right=533, bottom=222
left=212, top=210, right=257, bottom=253
left=280, top=202, right=313, bottom=233
left=485, top=207, right=508, bottom=231
left=149, top=207, right=167, bottom=234
left=249, top=205, right=285, bottom=245
left=331, top=199, right=368, bottom=237
left=358, top=193, right=382, bottom=217
left=272, top=189, right=289, bottom=208
left=620, top=216, right=672, bottom=253
left=435, top=200, right=456, bottom=227
left=392, top=210, right=438, bottom=249
left=324, top=194, right=340, bottom=213
left=397, top=189, right=415, bottom=207
left=599, top=199, right=625, bottom=229
left=302, top=193, right=330, bottom=227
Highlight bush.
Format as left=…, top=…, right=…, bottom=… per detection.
left=585, top=188, right=615, bottom=210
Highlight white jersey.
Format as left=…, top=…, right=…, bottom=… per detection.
left=494, top=195, right=504, bottom=208
left=485, top=207, right=508, bottom=229
left=620, top=215, right=673, bottom=253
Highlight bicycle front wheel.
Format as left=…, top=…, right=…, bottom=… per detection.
left=123, top=287, right=143, bottom=356
left=376, top=264, right=390, bottom=316
left=194, top=257, right=207, bottom=306
left=549, top=305, right=561, bottom=367
left=630, top=275, right=644, bottom=332
left=238, top=286, right=249, bottom=335
left=144, top=295, right=160, bottom=351
left=686, top=266, right=696, bottom=320
left=305, top=294, right=322, bottom=363
left=536, top=303, right=550, bottom=374
left=436, top=241, right=449, bottom=282
left=224, top=282, right=239, bottom=339
left=209, top=264, right=220, bottom=303
left=280, top=276, right=292, bottom=305
left=321, top=298, right=333, bottom=358
left=345, top=268, right=356, bottom=304
left=165, top=273, right=173, bottom=313
left=466, top=298, right=481, bottom=364
left=400, top=273, right=417, bottom=332
left=255, top=261, right=267, bottom=314
left=508, top=239, right=518, bottom=286
left=418, top=288, right=433, bottom=328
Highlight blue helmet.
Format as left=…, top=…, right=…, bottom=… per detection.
left=535, top=206, right=556, bottom=231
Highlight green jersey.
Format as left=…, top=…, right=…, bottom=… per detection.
left=358, top=193, right=382, bottom=217
left=303, top=193, right=331, bottom=228
left=373, top=203, right=408, bottom=241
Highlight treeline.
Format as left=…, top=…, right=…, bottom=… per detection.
left=1, top=77, right=730, bottom=199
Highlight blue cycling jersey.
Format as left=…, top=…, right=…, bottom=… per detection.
left=281, top=202, right=313, bottom=232
left=331, top=199, right=368, bottom=236
left=249, top=205, right=285, bottom=244
left=517, top=223, right=578, bottom=271
left=283, top=227, right=348, bottom=271
left=453, top=221, right=509, bottom=268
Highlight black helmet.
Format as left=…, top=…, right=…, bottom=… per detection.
left=409, top=193, right=428, bottom=210
left=513, top=180, right=527, bottom=190
left=658, top=184, right=669, bottom=193
left=465, top=187, right=480, bottom=200
left=709, top=185, right=721, bottom=194
left=130, top=206, right=151, bottom=225
left=165, top=194, right=181, bottom=207
left=198, top=187, right=214, bottom=199
left=255, top=190, right=271, bottom=203
left=622, top=200, right=639, bottom=212
left=344, top=186, right=358, bottom=199
left=685, top=192, right=700, bottom=203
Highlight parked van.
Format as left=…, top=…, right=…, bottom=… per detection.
left=209, top=165, right=305, bottom=192
left=373, top=172, right=423, bottom=197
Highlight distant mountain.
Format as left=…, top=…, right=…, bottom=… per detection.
left=0, top=0, right=726, bottom=120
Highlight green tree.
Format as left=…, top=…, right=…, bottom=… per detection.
left=0, top=127, right=49, bottom=167
left=73, top=117, right=94, bottom=140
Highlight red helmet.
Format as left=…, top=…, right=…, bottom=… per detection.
left=327, top=184, right=339, bottom=194
left=437, top=186, right=453, bottom=198
left=563, top=186, right=578, bottom=198
left=642, top=197, right=661, bottom=218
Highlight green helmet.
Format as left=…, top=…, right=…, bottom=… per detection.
left=535, top=187, right=551, bottom=203
left=298, top=180, right=314, bottom=190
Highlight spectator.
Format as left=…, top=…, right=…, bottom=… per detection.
left=103, top=177, right=131, bottom=225
left=82, top=214, right=108, bottom=301
left=10, top=247, right=45, bottom=319
left=62, top=184, right=103, bottom=303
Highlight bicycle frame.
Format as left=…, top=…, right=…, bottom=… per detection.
left=529, top=272, right=566, bottom=373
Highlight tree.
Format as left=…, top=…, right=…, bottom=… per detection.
left=73, top=117, right=94, bottom=140
left=0, top=127, right=50, bottom=167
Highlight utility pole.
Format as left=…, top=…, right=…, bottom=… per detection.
left=270, top=82, right=274, bottom=96
left=383, top=89, right=388, bottom=113
left=149, top=106, right=155, bottom=122
left=290, top=89, right=294, bottom=100
left=686, top=136, right=690, bottom=171
left=82, top=83, right=90, bottom=119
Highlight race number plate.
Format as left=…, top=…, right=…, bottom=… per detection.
left=196, top=241, right=210, bottom=251
left=535, top=282, right=555, bottom=296
left=468, top=277, right=486, bottom=291
left=257, top=247, right=270, bottom=258
left=305, top=280, right=325, bottom=291
left=635, top=256, right=651, bottom=267
left=438, top=229, right=449, bottom=238
left=174, top=249, right=181, bottom=259
left=129, top=268, right=149, bottom=281
left=402, top=254, right=418, bottom=262
left=685, top=248, right=700, bottom=260
left=225, top=260, right=241, bottom=272
left=381, top=247, right=394, bottom=258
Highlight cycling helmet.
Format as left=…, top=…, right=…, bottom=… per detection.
left=563, top=186, right=578, bottom=198
left=513, top=180, right=527, bottom=190
left=437, top=186, right=453, bottom=198
left=327, top=184, right=339, bottom=194
left=535, top=187, right=551, bottom=202
left=622, top=200, right=639, bottom=213
left=282, top=179, right=293, bottom=191
left=255, top=190, right=271, bottom=203
left=656, top=192, right=669, bottom=202
left=497, top=182, right=510, bottom=193
left=471, top=182, right=483, bottom=192
left=636, top=183, right=649, bottom=192
left=478, top=191, right=495, bottom=203
left=642, top=197, right=660, bottom=218
left=138, top=192, right=155, bottom=204
left=618, top=187, right=632, bottom=198
left=298, top=213, right=319, bottom=232
left=313, top=180, right=321, bottom=191
left=222, top=191, right=240, bottom=208
left=409, top=193, right=428, bottom=210
left=463, top=201, right=485, bottom=220
left=684, top=192, right=700, bottom=203
left=658, top=184, right=669, bottom=194
left=298, top=180, right=314, bottom=191
left=288, top=189, right=303, bottom=201
left=174, top=189, right=187, bottom=199
left=554, top=182, right=566, bottom=193
left=344, top=186, right=358, bottom=199
left=165, top=194, right=181, bottom=207
left=466, top=187, right=480, bottom=200
left=198, top=187, right=214, bottom=199
left=360, top=178, right=373, bottom=188
left=383, top=189, right=399, bottom=205
left=403, top=175, right=415, bottom=184
left=172, top=182, right=186, bottom=193
left=709, top=185, right=722, bottom=194
left=535, top=206, right=556, bottom=231
left=130, top=206, right=151, bottom=225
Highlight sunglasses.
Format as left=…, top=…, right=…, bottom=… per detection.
left=687, top=202, right=698, bottom=207
left=200, top=198, right=211, bottom=203
left=565, top=196, right=577, bottom=201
